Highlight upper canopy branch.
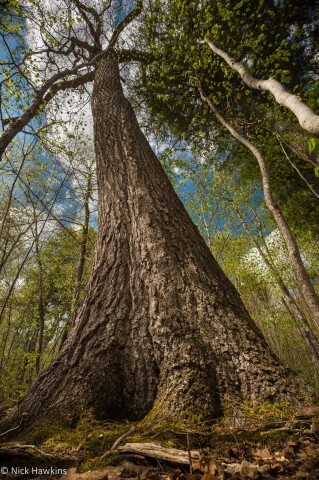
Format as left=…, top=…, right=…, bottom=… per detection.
left=0, top=61, right=95, bottom=159
left=0, top=0, right=145, bottom=160
left=108, top=0, right=143, bottom=50
left=198, top=38, right=319, bottom=135
left=70, top=35, right=99, bottom=55
left=71, top=0, right=102, bottom=50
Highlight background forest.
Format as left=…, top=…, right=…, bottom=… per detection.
left=0, top=0, right=319, bottom=411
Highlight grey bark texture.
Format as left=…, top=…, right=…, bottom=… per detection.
left=0, top=56, right=307, bottom=435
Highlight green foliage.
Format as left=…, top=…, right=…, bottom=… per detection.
left=137, top=0, right=317, bottom=139
left=308, top=138, right=319, bottom=177
left=134, top=0, right=319, bottom=237
left=0, top=226, right=96, bottom=404
left=308, top=138, right=319, bottom=155
left=18, top=413, right=138, bottom=472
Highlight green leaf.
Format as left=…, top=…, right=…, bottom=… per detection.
left=315, top=167, right=319, bottom=178
left=234, top=0, right=244, bottom=9
left=308, top=138, right=319, bottom=154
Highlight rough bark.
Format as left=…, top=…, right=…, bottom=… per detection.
left=0, top=56, right=307, bottom=435
left=199, top=39, right=319, bottom=135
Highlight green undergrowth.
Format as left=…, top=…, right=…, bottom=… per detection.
left=208, top=426, right=290, bottom=456
left=206, top=398, right=297, bottom=455
left=138, top=396, right=209, bottom=434
left=2, top=410, right=185, bottom=468
left=221, top=397, right=295, bottom=429
left=20, top=413, right=137, bottom=455
left=0, top=400, right=302, bottom=473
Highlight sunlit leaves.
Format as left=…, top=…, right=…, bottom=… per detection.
left=308, top=138, right=319, bottom=155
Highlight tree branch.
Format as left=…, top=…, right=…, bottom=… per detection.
left=0, top=1, right=144, bottom=159
left=70, top=36, right=98, bottom=55
left=199, top=38, right=319, bottom=135
left=72, top=0, right=101, bottom=49
left=0, top=68, right=94, bottom=160
left=108, top=0, right=143, bottom=50
left=116, top=48, right=154, bottom=64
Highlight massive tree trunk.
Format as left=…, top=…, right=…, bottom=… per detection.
left=0, top=56, right=306, bottom=434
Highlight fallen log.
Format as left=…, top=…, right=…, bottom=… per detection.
left=0, top=447, right=31, bottom=459
left=0, top=444, right=54, bottom=458
left=118, top=443, right=200, bottom=465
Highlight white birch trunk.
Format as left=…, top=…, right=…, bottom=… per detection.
left=199, top=39, right=319, bottom=135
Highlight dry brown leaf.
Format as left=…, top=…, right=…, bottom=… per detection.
left=201, top=474, right=218, bottom=480
left=295, top=406, right=319, bottom=419
left=239, top=459, right=259, bottom=478
left=253, top=447, right=272, bottom=460
left=311, top=416, right=319, bottom=433
left=223, top=463, right=241, bottom=475
left=177, top=473, right=188, bottom=480
left=61, top=467, right=110, bottom=480
left=286, top=440, right=297, bottom=447
left=275, top=455, right=288, bottom=462
left=203, top=457, right=224, bottom=477
left=187, top=474, right=203, bottom=480
left=146, top=474, right=162, bottom=480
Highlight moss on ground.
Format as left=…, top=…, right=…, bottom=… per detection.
left=78, top=455, right=114, bottom=472
left=0, top=399, right=303, bottom=474
left=4, top=411, right=135, bottom=459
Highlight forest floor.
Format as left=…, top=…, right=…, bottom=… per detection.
left=0, top=403, right=319, bottom=480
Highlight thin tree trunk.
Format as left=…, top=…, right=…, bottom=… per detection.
left=70, top=173, right=92, bottom=328
left=76, top=188, right=90, bottom=306
left=234, top=204, right=319, bottom=374
left=276, top=134, right=319, bottom=201
left=34, top=220, right=45, bottom=376
left=0, top=148, right=28, bottom=241
left=198, top=84, right=319, bottom=331
left=280, top=297, right=319, bottom=375
left=60, top=173, right=92, bottom=347
left=0, top=56, right=308, bottom=435
left=0, top=298, right=14, bottom=386
left=234, top=205, right=318, bottom=334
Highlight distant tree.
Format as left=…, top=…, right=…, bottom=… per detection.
left=0, top=225, right=96, bottom=404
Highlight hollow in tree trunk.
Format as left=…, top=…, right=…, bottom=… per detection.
left=0, top=56, right=308, bottom=434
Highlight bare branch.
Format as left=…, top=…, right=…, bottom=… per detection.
left=72, top=0, right=101, bottom=49
left=108, top=0, right=143, bottom=50
left=0, top=67, right=94, bottom=160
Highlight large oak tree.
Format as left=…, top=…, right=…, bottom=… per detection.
left=0, top=0, right=309, bottom=433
